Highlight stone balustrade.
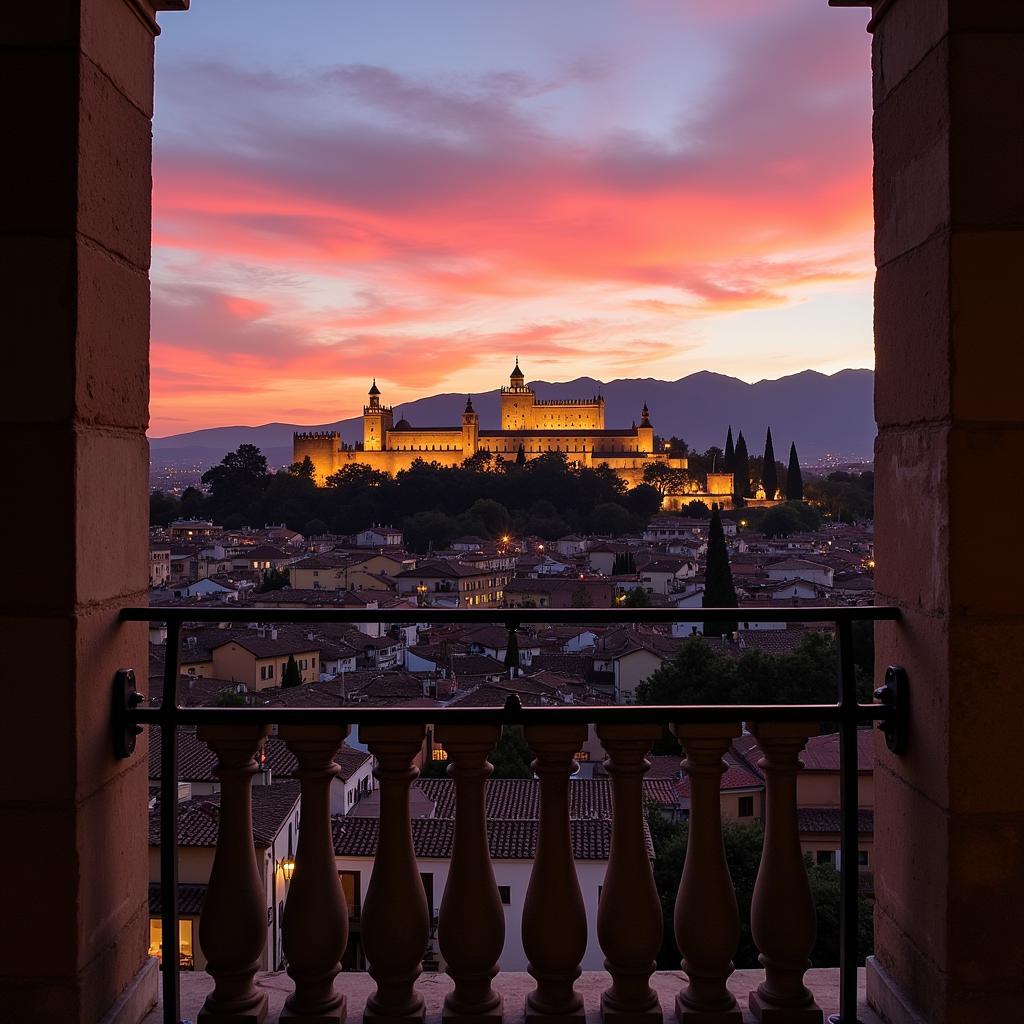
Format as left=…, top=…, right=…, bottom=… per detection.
left=186, top=719, right=824, bottom=1024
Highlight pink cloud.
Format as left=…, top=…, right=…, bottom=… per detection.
left=151, top=8, right=873, bottom=431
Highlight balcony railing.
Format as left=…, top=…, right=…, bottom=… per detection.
left=116, top=605, right=905, bottom=1024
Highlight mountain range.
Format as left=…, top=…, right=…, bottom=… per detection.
left=150, top=368, right=875, bottom=471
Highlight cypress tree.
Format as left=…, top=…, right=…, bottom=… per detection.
left=787, top=442, right=804, bottom=501
left=282, top=654, right=302, bottom=688
left=723, top=426, right=735, bottom=472
left=504, top=628, right=520, bottom=672
left=516, top=443, right=526, bottom=466
left=612, top=551, right=637, bottom=574
left=762, top=427, right=778, bottom=499
left=702, top=505, right=738, bottom=636
left=733, top=432, right=750, bottom=501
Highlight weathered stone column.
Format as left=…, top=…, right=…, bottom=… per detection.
left=522, top=723, right=589, bottom=1024
left=280, top=724, right=351, bottom=1024
left=0, top=3, right=187, bottom=1021
left=436, top=723, right=504, bottom=1024
left=672, top=723, right=742, bottom=1024
left=747, top=723, right=821, bottom=1024
left=862, top=2, right=1024, bottom=1022
left=595, top=724, right=664, bottom=1024
left=197, top=725, right=272, bottom=1024
left=361, top=725, right=430, bottom=1024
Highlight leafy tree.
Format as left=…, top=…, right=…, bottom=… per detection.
left=643, top=462, right=678, bottom=495
left=805, top=473, right=873, bottom=523
left=325, top=463, right=388, bottom=489
left=786, top=443, right=804, bottom=501
left=468, top=498, right=511, bottom=539
left=402, top=511, right=459, bottom=554
left=202, top=444, right=269, bottom=514
left=760, top=503, right=802, bottom=537
left=681, top=500, right=711, bottom=519
left=762, top=427, right=778, bottom=499
left=626, top=483, right=663, bottom=523
left=462, top=450, right=494, bottom=472
left=664, top=436, right=690, bottom=458
left=179, top=486, right=206, bottom=518
left=490, top=726, right=536, bottom=778
left=646, top=810, right=871, bottom=970
left=623, top=586, right=650, bottom=607
left=288, top=455, right=316, bottom=480
left=588, top=502, right=633, bottom=537
left=214, top=688, right=248, bottom=707
left=304, top=518, right=328, bottom=537
left=702, top=506, right=738, bottom=636
left=612, top=551, right=637, bottom=574
left=149, top=490, right=181, bottom=526
left=724, top=426, right=735, bottom=472
left=733, top=433, right=750, bottom=501
left=281, top=654, right=302, bottom=688
left=221, top=512, right=250, bottom=530
left=636, top=632, right=872, bottom=708
left=186, top=437, right=672, bottom=542
left=257, top=568, right=290, bottom=593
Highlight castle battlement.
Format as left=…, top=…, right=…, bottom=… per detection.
left=293, top=431, right=340, bottom=441
left=500, top=386, right=532, bottom=395
left=533, top=396, right=604, bottom=407
left=363, top=404, right=393, bottom=415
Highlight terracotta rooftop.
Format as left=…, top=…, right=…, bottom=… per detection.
left=332, top=817, right=622, bottom=861
left=797, top=808, right=874, bottom=834
left=149, top=781, right=300, bottom=849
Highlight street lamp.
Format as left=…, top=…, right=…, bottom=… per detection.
left=416, top=582, right=428, bottom=606
left=280, top=851, right=296, bottom=882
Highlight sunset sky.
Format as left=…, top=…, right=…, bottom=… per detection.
left=151, top=0, right=873, bottom=436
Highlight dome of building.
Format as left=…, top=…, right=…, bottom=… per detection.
left=393, top=418, right=412, bottom=430
left=368, top=378, right=380, bottom=396
left=510, top=359, right=524, bottom=380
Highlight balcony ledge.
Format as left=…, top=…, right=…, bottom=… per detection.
left=145, top=967, right=881, bottom=1023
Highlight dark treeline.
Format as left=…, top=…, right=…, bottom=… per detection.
left=150, top=445, right=665, bottom=552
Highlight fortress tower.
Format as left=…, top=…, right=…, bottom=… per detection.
left=461, top=395, right=479, bottom=455
left=637, top=401, right=654, bottom=454
left=362, top=379, right=393, bottom=452
left=500, top=357, right=605, bottom=431
left=500, top=358, right=533, bottom=430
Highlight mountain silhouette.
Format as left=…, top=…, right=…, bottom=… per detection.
left=150, top=368, right=875, bottom=470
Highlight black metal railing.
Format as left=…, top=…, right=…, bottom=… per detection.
left=115, top=604, right=906, bottom=1024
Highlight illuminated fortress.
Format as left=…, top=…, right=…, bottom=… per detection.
left=294, top=360, right=690, bottom=487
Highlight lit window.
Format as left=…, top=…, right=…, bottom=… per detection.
left=148, top=918, right=194, bottom=969
left=432, top=747, right=448, bottom=761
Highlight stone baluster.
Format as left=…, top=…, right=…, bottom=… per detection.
left=671, top=724, right=743, bottom=1024
left=436, top=724, right=504, bottom=1024
left=196, top=724, right=272, bottom=1024
left=522, top=724, right=589, bottom=1024
left=748, top=723, right=823, bottom=1024
left=279, top=724, right=351, bottom=1024
left=595, top=724, right=664, bottom=1024
left=361, top=725, right=430, bottom=1024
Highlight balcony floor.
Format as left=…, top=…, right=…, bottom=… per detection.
left=145, top=968, right=880, bottom=1023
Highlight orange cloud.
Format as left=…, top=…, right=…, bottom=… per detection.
left=150, top=6, right=873, bottom=432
